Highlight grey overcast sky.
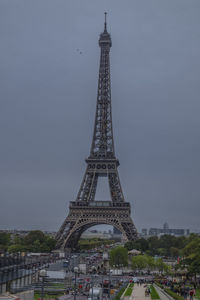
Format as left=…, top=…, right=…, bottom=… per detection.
left=1, top=0, right=200, bottom=233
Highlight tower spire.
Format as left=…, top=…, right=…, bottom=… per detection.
left=90, top=12, right=112, bottom=159
left=104, top=12, right=107, bottom=32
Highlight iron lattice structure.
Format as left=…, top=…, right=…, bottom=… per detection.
left=56, top=14, right=137, bottom=250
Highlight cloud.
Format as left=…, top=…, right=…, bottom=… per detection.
left=1, top=0, right=200, bottom=232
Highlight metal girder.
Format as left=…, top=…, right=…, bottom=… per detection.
left=56, top=206, right=137, bottom=250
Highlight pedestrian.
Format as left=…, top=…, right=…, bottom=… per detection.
left=189, top=289, right=195, bottom=300
left=183, top=288, right=188, bottom=300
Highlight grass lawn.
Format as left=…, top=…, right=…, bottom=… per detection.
left=34, top=292, right=65, bottom=300
left=124, top=287, right=133, bottom=297
left=49, top=283, right=65, bottom=288
left=34, top=293, right=50, bottom=300
left=195, top=289, right=200, bottom=300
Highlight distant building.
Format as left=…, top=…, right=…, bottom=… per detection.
left=141, top=228, right=148, bottom=236
left=90, top=230, right=98, bottom=233
left=112, top=227, right=122, bottom=241
left=81, top=229, right=112, bottom=239
left=163, top=222, right=169, bottom=230
left=149, top=223, right=190, bottom=237
left=113, top=227, right=122, bottom=235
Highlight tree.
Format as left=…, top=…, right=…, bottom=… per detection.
left=155, top=258, right=169, bottom=273
left=181, top=237, right=200, bottom=283
left=157, top=248, right=167, bottom=257
left=124, top=241, right=135, bottom=251
left=7, top=230, right=56, bottom=253
left=109, top=246, right=128, bottom=267
left=8, top=244, right=24, bottom=253
left=124, top=238, right=149, bottom=252
left=40, top=243, right=50, bottom=253
left=0, top=232, right=10, bottom=246
left=13, top=235, right=23, bottom=245
left=148, top=236, right=160, bottom=255
left=24, top=231, right=46, bottom=245
left=32, top=240, right=41, bottom=252
left=131, top=255, right=148, bottom=271
left=125, top=235, right=192, bottom=258
left=46, top=237, right=56, bottom=251
left=145, top=255, right=156, bottom=271
left=170, top=247, right=179, bottom=258
left=176, top=236, right=188, bottom=249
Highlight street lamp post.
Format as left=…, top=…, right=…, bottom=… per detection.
left=108, top=268, right=111, bottom=299
left=74, top=266, right=79, bottom=300
left=91, top=266, right=96, bottom=300
left=39, top=269, right=47, bottom=300
left=101, top=274, right=104, bottom=300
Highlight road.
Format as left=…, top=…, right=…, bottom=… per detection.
left=59, top=295, right=87, bottom=300
left=45, top=254, right=155, bottom=300
left=47, top=259, right=154, bottom=284
left=48, top=260, right=64, bottom=271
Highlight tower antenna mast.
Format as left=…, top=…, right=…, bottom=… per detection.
left=104, top=12, right=107, bottom=32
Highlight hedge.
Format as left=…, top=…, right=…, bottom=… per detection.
left=164, top=288, right=185, bottom=300
left=150, top=285, right=160, bottom=299
left=155, top=282, right=163, bottom=289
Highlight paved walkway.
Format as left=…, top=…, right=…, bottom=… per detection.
left=132, top=284, right=151, bottom=300
left=59, top=295, right=87, bottom=300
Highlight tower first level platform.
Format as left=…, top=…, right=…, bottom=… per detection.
left=56, top=201, right=137, bottom=250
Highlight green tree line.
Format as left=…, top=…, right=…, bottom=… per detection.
left=78, top=238, right=114, bottom=250
left=0, top=230, right=56, bottom=253
left=124, top=234, right=195, bottom=257
left=109, top=246, right=170, bottom=273
left=178, top=235, right=200, bottom=282
left=124, top=234, right=200, bottom=278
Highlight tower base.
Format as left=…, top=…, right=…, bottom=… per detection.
left=56, top=201, right=137, bottom=250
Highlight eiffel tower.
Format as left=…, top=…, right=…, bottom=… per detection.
left=56, top=13, right=137, bottom=250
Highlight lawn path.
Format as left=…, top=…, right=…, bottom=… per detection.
left=132, top=284, right=150, bottom=300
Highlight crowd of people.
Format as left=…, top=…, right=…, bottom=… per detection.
left=158, top=279, right=196, bottom=300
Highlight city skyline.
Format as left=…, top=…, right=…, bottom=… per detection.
left=1, top=0, right=200, bottom=232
